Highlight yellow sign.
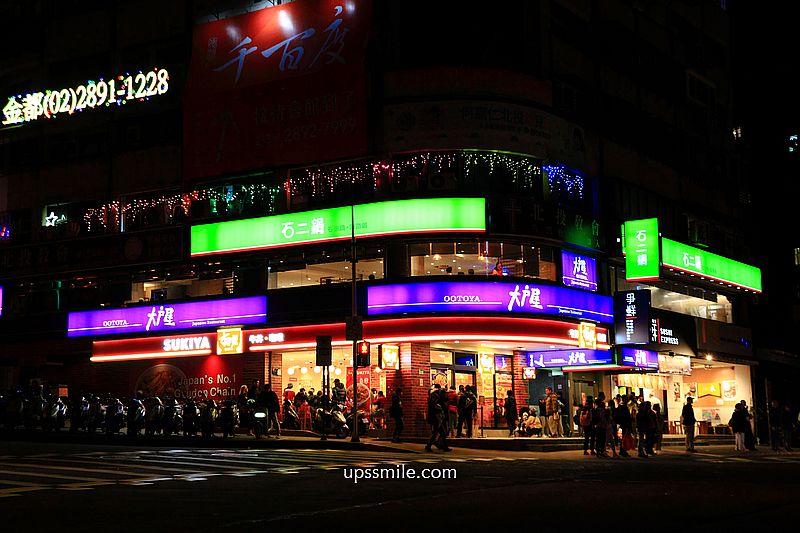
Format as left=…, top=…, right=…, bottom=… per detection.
left=522, top=367, right=537, bottom=380
left=578, top=321, right=597, bottom=349
left=216, top=328, right=243, bottom=355
left=379, top=344, right=400, bottom=370
left=697, top=382, right=721, bottom=398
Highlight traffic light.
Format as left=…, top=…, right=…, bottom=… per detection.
left=356, top=340, right=370, bottom=367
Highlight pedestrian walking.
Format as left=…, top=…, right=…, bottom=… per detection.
left=264, top=384, right=281, bottom=439
left=458, top=386, right=477, bottom=438
left=681, top=396, right=697, bottom=452
left=729, top=402, right=749, bottom=451
left=652, top=403, right=664, bottom=453
left=425, top=384, right=451, bottom=452
left=455, top=385, right=466, bottom=437
left=545, top=387, right=561, bottom=438
left=580, top=396, right=594, bottom=455
left=447, top=386, right=459, bottom=437
left=636, top=401, right=652, bottom=457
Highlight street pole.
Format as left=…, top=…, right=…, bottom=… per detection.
left=350, top=202, right=360, bottom=443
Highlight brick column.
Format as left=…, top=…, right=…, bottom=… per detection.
left=513, top=350, right=531, bottom=408
left=385, top=342, right=431, bottom=437
left=243, top=352, right=267, bottom=390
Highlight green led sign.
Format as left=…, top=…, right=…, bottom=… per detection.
left=623, top=218, right=660, bottom=282
left=661, top=238, right=762, bottom=293
left=191, top=197, right=486, bottom=256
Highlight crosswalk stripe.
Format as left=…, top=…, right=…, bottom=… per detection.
left=0, top=469, right=108, bottom=482
left=0, top=486, right=47, bottom=498
left=30, top=457, right=198, bottom=473
left=1, top=462, right=154, bottom=478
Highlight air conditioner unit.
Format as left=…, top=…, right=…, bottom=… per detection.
left=428, top=171, right=457, bottom=191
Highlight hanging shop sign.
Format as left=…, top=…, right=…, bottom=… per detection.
left=522, top=367, right=537, bottom=380
left=578, top=321, right=597, bottom=349
left=619, top=347, right=659, bottom=370
left=68, top=296, right=267, bottom=338
left=649, top=309, right=696, bottom=356
left=623, top=218, right=660, bottom=282
left=525, top=349, right=613, bottom=369
left=478, top=353, right=495, bottom=374
left=613, top=289, right=651, bottom=345
left=367, top=281, right=612, bottom=323
left=657, top=353, right=692, bottom=375
left=378, top=344, right=399, bottom=370
left=184, top=0, right=371, bottom=181
left=190, top=197, right=486, bottom=256
left=661, top=238, right=762, bottom=293
left=561, top=250, right=598, bottom=291
left=3, top=67, right=170, bottom=128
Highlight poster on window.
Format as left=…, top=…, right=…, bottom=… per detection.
left=345, top=367, right=372, bottom=413
left=682, top=382, right=697, bottom=399
left=130, top=355, right=244, bottom=400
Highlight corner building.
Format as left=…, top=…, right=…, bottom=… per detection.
left=0, top=1, right=759, bottom=437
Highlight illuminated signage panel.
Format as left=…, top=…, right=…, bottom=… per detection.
left=624, top=218, right=660, bottom=281
left=68, top=296, right=267, bottom=337
left=620, top=347, right=659, bottom=369
left=367, top=281, right=612, bottom=322
left=190, top=198, right=486, bottom=256
left=525, top=349, right=613, bottom=369
left=561, top=250, right=598, bottom=291
left=661, top=238, right=762, bottom=293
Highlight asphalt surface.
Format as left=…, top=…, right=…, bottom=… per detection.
left=0, top=439, right=797, bottom=531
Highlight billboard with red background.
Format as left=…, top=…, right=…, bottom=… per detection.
left=183, top=0, right=371, bottom=181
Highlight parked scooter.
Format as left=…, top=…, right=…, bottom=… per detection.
left=200, top=399, right=217, bottom=439
left=105, top=398, right=126, bottom=435
left=127, top=398, right=146, bottom=437
left=42, top=396, right=67, bottom=432
left=162, top=397, right=183, bottom=437
left=23, top=393, right=46, bottom=432
left=69, top=396, right=89, bottom=433
left=315, top=403, right=348, bottom=438
left=145, top=397, right=165, bottom=436
left=282, top=399, right=299, bottom=430
left=182, top=398, right=199, bottom=437
left=346, top=408, right=370, bottom=437
left=87, top=395, right=105, bottom=434
left=252, top=407, right=268, bottom=439
left=218, top=399, right=238, bottom=438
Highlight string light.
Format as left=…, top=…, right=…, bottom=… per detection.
left=543, top=164, right=584, bottom=199
left=463, top=151, right=542, bottom=190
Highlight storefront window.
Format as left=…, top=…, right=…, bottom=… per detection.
left=409, top=241, right=556, bottom=280
left=617, top=274, right=734, bottom=323
left=269, top=258, right=384, bottom=289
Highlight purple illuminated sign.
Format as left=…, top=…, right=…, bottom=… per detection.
left=367, top=281, right=612, bottom=322
left=561, top=250, right=598, bottom=292
left=0, top=286, right=3, bottom=316
left=67, top=296, right=267, bottom=337
left=525, top=349, right=613, bottom=368
left=620, top=347, right=659, bottom=370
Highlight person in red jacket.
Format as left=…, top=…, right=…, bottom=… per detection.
left=446, top=386, right=459, bottom=437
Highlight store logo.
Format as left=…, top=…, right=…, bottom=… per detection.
left=163, top=336, right=212, bottom=352
left=443, top=294, right=482, bottom=303
left=507, top=285, right=543, bottom=311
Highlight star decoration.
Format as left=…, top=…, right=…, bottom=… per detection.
left=45, top=212, right=59, bottom=227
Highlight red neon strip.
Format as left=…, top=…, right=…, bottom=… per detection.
left=91, top=350, right=213, bottom=362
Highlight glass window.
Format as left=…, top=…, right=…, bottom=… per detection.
left=269, top=258, right=384, bottom=289
left=794, top=247, right=800, bottom=266
left=409, top=240, right=556, bottom=280
left=617, top=273, right=733, bottom=323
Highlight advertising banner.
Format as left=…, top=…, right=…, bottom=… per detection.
left=623, top=218, right=660, bottom=281
left=183, top=0, right=371, bottom=181
left=129, top=356, right=244, bottom=400
left=649, top=309, right=697, bottom=357
left=367, top=281, right=613, bottom=323
left=69, top=296, right=267, bottom=337
left=345, top=367, right=372, bottom=412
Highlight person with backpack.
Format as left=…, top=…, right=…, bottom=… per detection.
left=425, top=384, right=452, bottom=452
left=504, top=390, right=518, bottom=437
left=458, top=385, right=477, bottom=438
left=580, top=396, right=595, bottom=455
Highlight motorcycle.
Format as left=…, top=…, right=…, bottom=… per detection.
left=87, top=396, right=105, bottom=434
left=183, top=398, right=199, bottom=437
left=315, top=403, right=348, bottom=438
left=162, top=397, right=183, bottom=437
left=282, top=399, right=299, bottom=430
left=252, top=408, right=268, bottom=439
left=104, top=398, right=126, bottom=435
left=127, top=398, right=146, bottom=437
left=145, top=397, right=165, bottom=437
left=218, top=399, right=238, bottom=438
left=345, top=409, right=370, bottom=438
left=200, top=399, right=217, bottom=439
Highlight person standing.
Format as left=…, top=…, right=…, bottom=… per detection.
left=455, top=385, right=466, bottom=437
left=461, top=386, right=477, bottom=438
left=545, top=387, right=560, bottom=438
left=283, top=383, right=295, bottom=404
left=558, top=392, right=570, bottom=437
left=505, top=391, right=518, bottom=437
left=681, top=396, right=697, bottom=452
left=593, top=398, right=609, bottom=457
left=740, top=400, right=757, bottom=451
left=580, top=396, right=594, bottom=455
left=729, top=402, right=749, bottom=452
left=447, top=386, right=459, bottom=437
left=781, top=403, right=795, bottom=452
left=425, top=385, right=451, bottom=452
left=615, top=395, right=632, bottom=458
left=636, top=401, right=652, bottom=457
left=768, top=400, right=782, bottom=451
left=652, top=403, right=664, bottom=453
left=389, top=387, right=404, bottom=443
left=538, top=396, right=550, bottom=437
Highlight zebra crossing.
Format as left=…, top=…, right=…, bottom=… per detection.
left=0, top=448, right=511, bottom=498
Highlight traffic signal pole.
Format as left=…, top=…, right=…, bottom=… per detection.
left=350, top=203, right=360, bottom=443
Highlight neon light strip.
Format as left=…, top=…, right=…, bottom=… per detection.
left=562, top=365, right=626, bottom=372
left=90, top=349, right=212, bottom=362
left=663, top=265, right=762, bottom=293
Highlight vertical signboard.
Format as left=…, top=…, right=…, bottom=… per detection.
left=614, top=289, right=651, bottom=345
left=624, top=218, right=660, bottom=281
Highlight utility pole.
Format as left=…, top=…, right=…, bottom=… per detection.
left=350, top=202, right=360, bottom=443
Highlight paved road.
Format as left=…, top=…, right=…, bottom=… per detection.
left=0, top=441, right=797, bottom=530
